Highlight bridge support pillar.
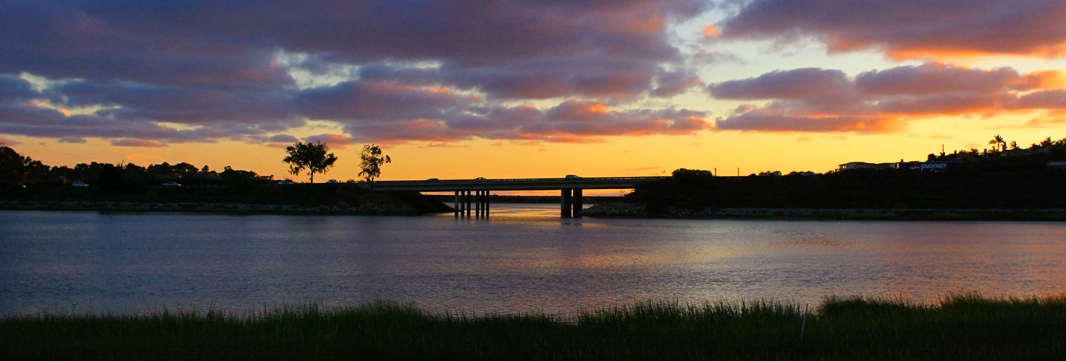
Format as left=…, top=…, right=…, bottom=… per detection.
left=573, top=188, right=583, bottom=218
left=454, top=190, right=492, bottom=218
left=464, top=190, right=472, bottom=217
left=561, top=188, right=573, bottom=217
left=454, top=191, right=460, bottom=217
left=476, top=190, right=483, bottom=218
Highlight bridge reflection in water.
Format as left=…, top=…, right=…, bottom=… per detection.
left=358, top=176, right=666, bottom=218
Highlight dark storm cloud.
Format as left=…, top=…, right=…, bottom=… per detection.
left=715, top=0, right=1066, bottom=59
left=0, top=0, right=710, bottom=145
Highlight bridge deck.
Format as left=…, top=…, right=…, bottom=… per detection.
left=357, top=176, right=667, bottom=192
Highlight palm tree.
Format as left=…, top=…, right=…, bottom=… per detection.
left=1040, top=137, right=1053, bottom=147
left=989, top=135, right=1006, bottom=152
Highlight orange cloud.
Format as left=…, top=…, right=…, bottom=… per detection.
left=882, top=45, right=1066, bottom=62
left=111, top=138, right=167, bottom=147
left=0, top=137, right=22, bottom=146
left=700, top=25, right=721, bottom=38
left=1025, top=71, right=1066, bottom=89
left=619, top=14, right=665, bottom=35
left=1024, top=116, right=1066, bottom=127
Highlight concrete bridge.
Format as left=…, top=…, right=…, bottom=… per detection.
left=358, top=176, right=667, bottom=217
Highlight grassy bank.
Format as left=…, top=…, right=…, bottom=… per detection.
left=3, top=294, right=1065, bottom=360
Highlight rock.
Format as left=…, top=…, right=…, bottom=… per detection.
left=583, top=202, right=649, bottom=217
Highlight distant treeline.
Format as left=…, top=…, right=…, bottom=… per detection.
left=0, top=146, right=268, bottom=192
left=0, top=146, right=453, bottom=214
left=929, top=135, right=1066, bottom=163
left=631, top=137, right=1066, bottom=211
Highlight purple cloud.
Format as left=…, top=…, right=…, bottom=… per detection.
left=294, top=81, right=474, bottom=121
left=715, top=0, right=1066, bottom=59
left=855, top=63, right=1044, bottom=95
left=268, top=134, right=300, bottom=143
left=709, top=68, right=850, bottom=100
left=0, top=0, right=712, bottom=145
left=710, top=63, right=1066, bottom=133
left=338, top=100, right=710, bottom=143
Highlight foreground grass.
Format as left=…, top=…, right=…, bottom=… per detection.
left=2, top=294, right=1065, bottom=360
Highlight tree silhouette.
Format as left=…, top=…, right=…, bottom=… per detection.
left=283, top=141, right=338, bottom=183
left=989, top=134, right=1006, bottom=152
left=358, top=144, right=391, bottom=182
left=0, top=146, right=29, bottom=184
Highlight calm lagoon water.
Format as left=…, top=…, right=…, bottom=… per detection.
left=3, top=205, right=1066, bottom=316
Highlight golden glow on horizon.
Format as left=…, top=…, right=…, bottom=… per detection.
left=7, top=109, right=1062, bottom=187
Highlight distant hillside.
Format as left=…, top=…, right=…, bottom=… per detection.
left=622, top=137, right=1066, bottom=214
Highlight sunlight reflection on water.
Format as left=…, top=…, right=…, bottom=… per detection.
left=2, top=207, right=1066, bottom=317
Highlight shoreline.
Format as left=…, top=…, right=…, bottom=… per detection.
left=0, top=200, right=451, bottom=216
left=583, top=202, right=1066, bottom=221
left=5, top=200, right=1066, bottom=221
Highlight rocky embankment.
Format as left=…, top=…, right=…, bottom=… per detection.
left=0, top=186, right=453, bottom=215
left=584, top=202, right=1066, bottom=220
left=582, top=202, right=649, bottom=217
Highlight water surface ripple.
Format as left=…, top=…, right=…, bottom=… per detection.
left=3, top=206, right=1065, bottom=316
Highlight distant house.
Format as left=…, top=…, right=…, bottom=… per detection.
left=838, top=162, right=895, bottom=171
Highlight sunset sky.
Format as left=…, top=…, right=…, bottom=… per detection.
left=3, top=0, right=1066, bottom=182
